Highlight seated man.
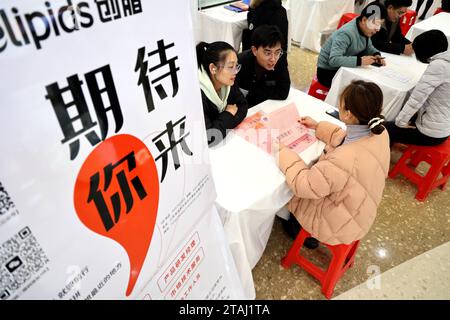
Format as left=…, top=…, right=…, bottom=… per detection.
left=316, top=1, right=387, bottom=88
left=371, top=0, right=414, bottom=55
left=237, top=24, right=290, bottom=108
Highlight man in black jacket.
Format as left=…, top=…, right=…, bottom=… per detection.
left=237, top=25, right=290, bottom=108
left=372, top=0, right=414, bottom=55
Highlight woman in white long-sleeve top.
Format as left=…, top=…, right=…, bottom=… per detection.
left=385, top=30, right=450, bottom=146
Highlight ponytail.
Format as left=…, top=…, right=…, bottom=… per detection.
left=195, top=41, right=235, bottom=75
left=195, top=41, right=209, bottom=68
left=368, top=115, right=386, bottom=135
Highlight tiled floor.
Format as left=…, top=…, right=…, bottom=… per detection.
left=252, top=46, right=450, bottom=300
left=334, top=241, right=450, bottom=300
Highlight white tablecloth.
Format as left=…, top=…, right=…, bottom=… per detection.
left=325, top=52, right=427, bottom=121
left=288, top=0, right=355, bottom=52
left=406, top=12, right=450, bottom=44
left=197, top=6, right=248, bottom=51
left=197, top=4, right=292, bottom=51
left=209, top=88, right=344, bottom=299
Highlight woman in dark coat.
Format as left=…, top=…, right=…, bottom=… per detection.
left=196, top=41, right=248, bottom=146
left=442, top=0, right=450, bottom=12
left=242, top=0, right=289, bottom=51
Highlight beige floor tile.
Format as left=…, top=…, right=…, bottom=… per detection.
left=334, top=241, right=450, bottom=300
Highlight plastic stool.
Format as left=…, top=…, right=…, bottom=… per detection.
left=281, top=228, right=360, bottom=299
left=399, top=10, right=417, bottom=36
left=389, top=138, right=450, bottom=201
left=337, top=13, right=359, bottom=29
left=308, top=76, right=330, bottom=101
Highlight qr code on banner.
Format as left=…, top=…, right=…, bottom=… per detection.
left=0, top=181, right=16, bottom=216
left=0, top=227, right=50, bottom=300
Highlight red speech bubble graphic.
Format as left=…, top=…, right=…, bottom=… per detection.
left=74, top=134, right=159, bottom=296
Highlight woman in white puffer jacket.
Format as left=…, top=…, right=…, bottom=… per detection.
left=385, top=30, right=450, bottom=146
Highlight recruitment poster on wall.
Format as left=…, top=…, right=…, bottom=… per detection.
left=0, top=0, right=244, bottom=300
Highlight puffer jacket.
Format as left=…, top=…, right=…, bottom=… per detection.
left=278, top=121, right=390, bottom=245
left=395, top=50, right=450, bottom=138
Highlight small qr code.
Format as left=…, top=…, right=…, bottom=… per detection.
left=0, top=182, right=16, bottom=216
left=0, top=227, right=50, bottom=300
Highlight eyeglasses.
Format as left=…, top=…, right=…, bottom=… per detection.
left=218, top=64, right=242, bottom=74
left=367, top=18, right=384, bottom=30
left=262, top=49, right=284, bottom=59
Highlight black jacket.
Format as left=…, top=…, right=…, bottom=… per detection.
left=242, top=0, right=289, bottom=51
left=237, top=49, right=290, bottom=108
left=201, top=84, right=248, bottom=147
left=443, top=0, right=450, bottom=12
left=371, top=19, right=411, bottom=55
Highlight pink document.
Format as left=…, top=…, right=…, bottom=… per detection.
left=235, top=112, right=268, bottom=130
left=267, top=103, right=317, bottom=153
left=234, top=112, right=272, bottom=153
left=234, top=103, right=316, bottom=154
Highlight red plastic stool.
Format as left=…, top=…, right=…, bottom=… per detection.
left=308, top=76, right=330, bottom=101
left=434, top=8, right=444, bottom=15
left=337, top=13, right=359, bottom=29
left=399, top=9, right=417, bottom=36
left=281, top=228, right=360, bottom=299
left=389, top=138, right=450, bottom=201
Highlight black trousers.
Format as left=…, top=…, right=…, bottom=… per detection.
left=384, top=121, right=448, bottom=146
left=442, top=0, right=450, bottom=12
left=316, top=67, right=337, bottom=88
left=416, top=0, right=434, bottom=18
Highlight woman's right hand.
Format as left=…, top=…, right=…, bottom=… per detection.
left=225, top=104, right=238, bottom=116
left=299, top=116, right=318, bottom=129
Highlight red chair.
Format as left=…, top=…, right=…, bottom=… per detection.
left=281, top=228, right=360, bottom=299
left=308, top=76, right=330, bottom=101
left=399, top=9, right=417, bottom=36
left=434, top=8, right=444, bottom=15
left=337, top=13, right=359, bottom=29
left=389, top=138, right=450, bottom=201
